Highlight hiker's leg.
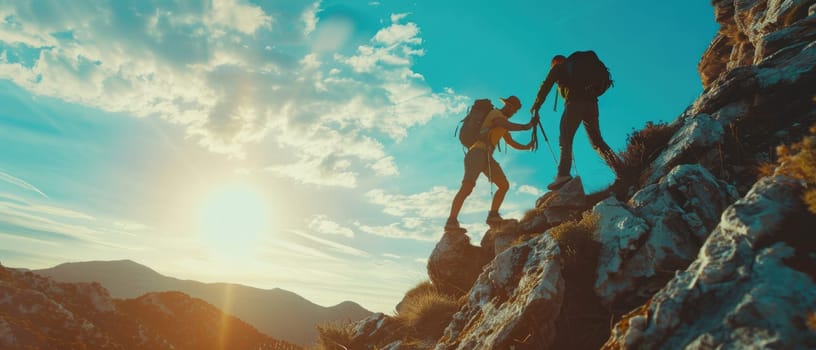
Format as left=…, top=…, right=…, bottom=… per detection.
left=448, top=149, right=486, bottom=221
left=582, top=102, right=622, bottom=173
left=449, top=180, right=475, bottom=221
left=558, top=102, right=582, bottom=176
left=486, top=158, right=509, bottom=213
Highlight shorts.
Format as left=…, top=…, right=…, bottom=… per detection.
left=461, top=148, right=507, bottom=185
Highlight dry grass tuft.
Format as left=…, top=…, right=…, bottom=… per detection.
left=395, top=280, right=460, bottom=342
left=549, top=212, right=601, bottom=270
left=756, top=161, right=777, bottom=178
left=770, top=124, right=816, bottom=214
left=808, top=311, right=816, bottom=332
left=313, top=321, right=355, bottom=350
left=618, top=121, right=678, bottom=185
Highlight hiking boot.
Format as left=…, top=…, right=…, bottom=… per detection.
left=485, top=211, right=503, bottom=225
left=547, top=175, right=573, bottom=190
left=444, top=218, right=462, bottom=232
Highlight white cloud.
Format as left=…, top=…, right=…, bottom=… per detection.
left=300, top=53, right=321, bottom=72
left=267, top=156, right=357, bottom=188
left=390, top=13, right=410, bottom=23
left=517, top=185, right=543, bottom=196
left=289, top=229, right=369, bottom=258
left=0, top=170, right=48, bottom=198
left=336, top=14, right=424, bottom=73
left=207, top=0, right=273, bottom=35
left=0, top=193, right=152, bottom=249
left=302, top=2, right=321, bottom=36
left=308, top=214, right=355, bottom=238
left=0, top=2, right=467, bottom=187
left=365, top=186, right=464, bottom=218
left=374, top=22, right=420, bottom=46
left=356, top=220, right=439, bottom=241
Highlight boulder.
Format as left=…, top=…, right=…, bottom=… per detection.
left=427, top=231, right=490, bottom=297
left=519, top=177, right=587, bottom=235
left=480, top=219, right=520, bottom=259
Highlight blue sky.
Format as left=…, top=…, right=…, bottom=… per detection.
left=0, top=1, right=718, bottom=313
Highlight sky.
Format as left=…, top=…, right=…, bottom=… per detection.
left=0, top=0, right=719, bottom=313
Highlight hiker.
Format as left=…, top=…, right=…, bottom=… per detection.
left=446, top=96, right=538, bottom=231
left=530, top=53, right=622, bottom=190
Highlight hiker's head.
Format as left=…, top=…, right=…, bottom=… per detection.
left=551, top=55, right=566, bottom=68
left=500, top=96, right=521, bottom=116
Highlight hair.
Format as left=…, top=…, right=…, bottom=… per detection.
left=551, top=55, right=567, bottom=67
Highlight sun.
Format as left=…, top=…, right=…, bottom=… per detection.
left=197, top=183, right=270, bottom=259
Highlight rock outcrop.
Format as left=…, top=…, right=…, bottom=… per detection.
left=593, top=164, right=739, bottom=314
left=436, top=234, right=565, bottom=350
left=427, top=231, right=490, bottom=297
left=603, top=175, right=816, bottom=349
left=699, top=0, right=816, bottom=88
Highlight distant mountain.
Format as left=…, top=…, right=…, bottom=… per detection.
left=33, top=260, right=372, bottom=347
left=0, top=264, right=300, bottom=350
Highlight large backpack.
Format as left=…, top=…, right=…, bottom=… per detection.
left=456, top=99, right=495, bottom=148
left=564, top=51, right=613, bottom=97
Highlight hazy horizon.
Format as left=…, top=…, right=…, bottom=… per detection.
left=0, top=1, right=718, bottom=312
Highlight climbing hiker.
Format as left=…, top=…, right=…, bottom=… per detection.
left=531, top=52, right=623, bottom=190
left=446, top=96, right=538, bottom=231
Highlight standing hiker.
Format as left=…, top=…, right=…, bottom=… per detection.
left=531, top=52, right=623, bottom=190
left=446, top=96, right=538, bottom=231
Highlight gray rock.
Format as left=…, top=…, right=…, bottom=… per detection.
left=647, top=115, right=725, bottom=184
left=604, top=176, right=816, bottom=349
left=519, top=177, right=586, bottom=234
left=435, top=234, right=565, bottom=350
left=480, top=219, right=520, bottom=259
left=594, top=165, right=738, bottom=313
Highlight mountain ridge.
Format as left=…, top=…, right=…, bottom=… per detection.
left=0, top=263, right=301, bottom=350
left=32, top=259, right=372, bottom=347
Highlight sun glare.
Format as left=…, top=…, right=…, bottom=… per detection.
left=198, top=183, right=270, bottom=259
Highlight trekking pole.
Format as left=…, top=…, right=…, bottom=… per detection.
left=486, top=149, right=495, bottom=196
left=537, top=119, right=558, bottom=165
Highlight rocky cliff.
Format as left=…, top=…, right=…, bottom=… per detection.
left=341, top=1, right=816, bottom=349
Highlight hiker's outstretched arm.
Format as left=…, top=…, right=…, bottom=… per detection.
left=492, top=117, right=535, bottom=131
left=503, top=133, right=533, bottom=150
left=531, top=66, right=561, bottom=114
